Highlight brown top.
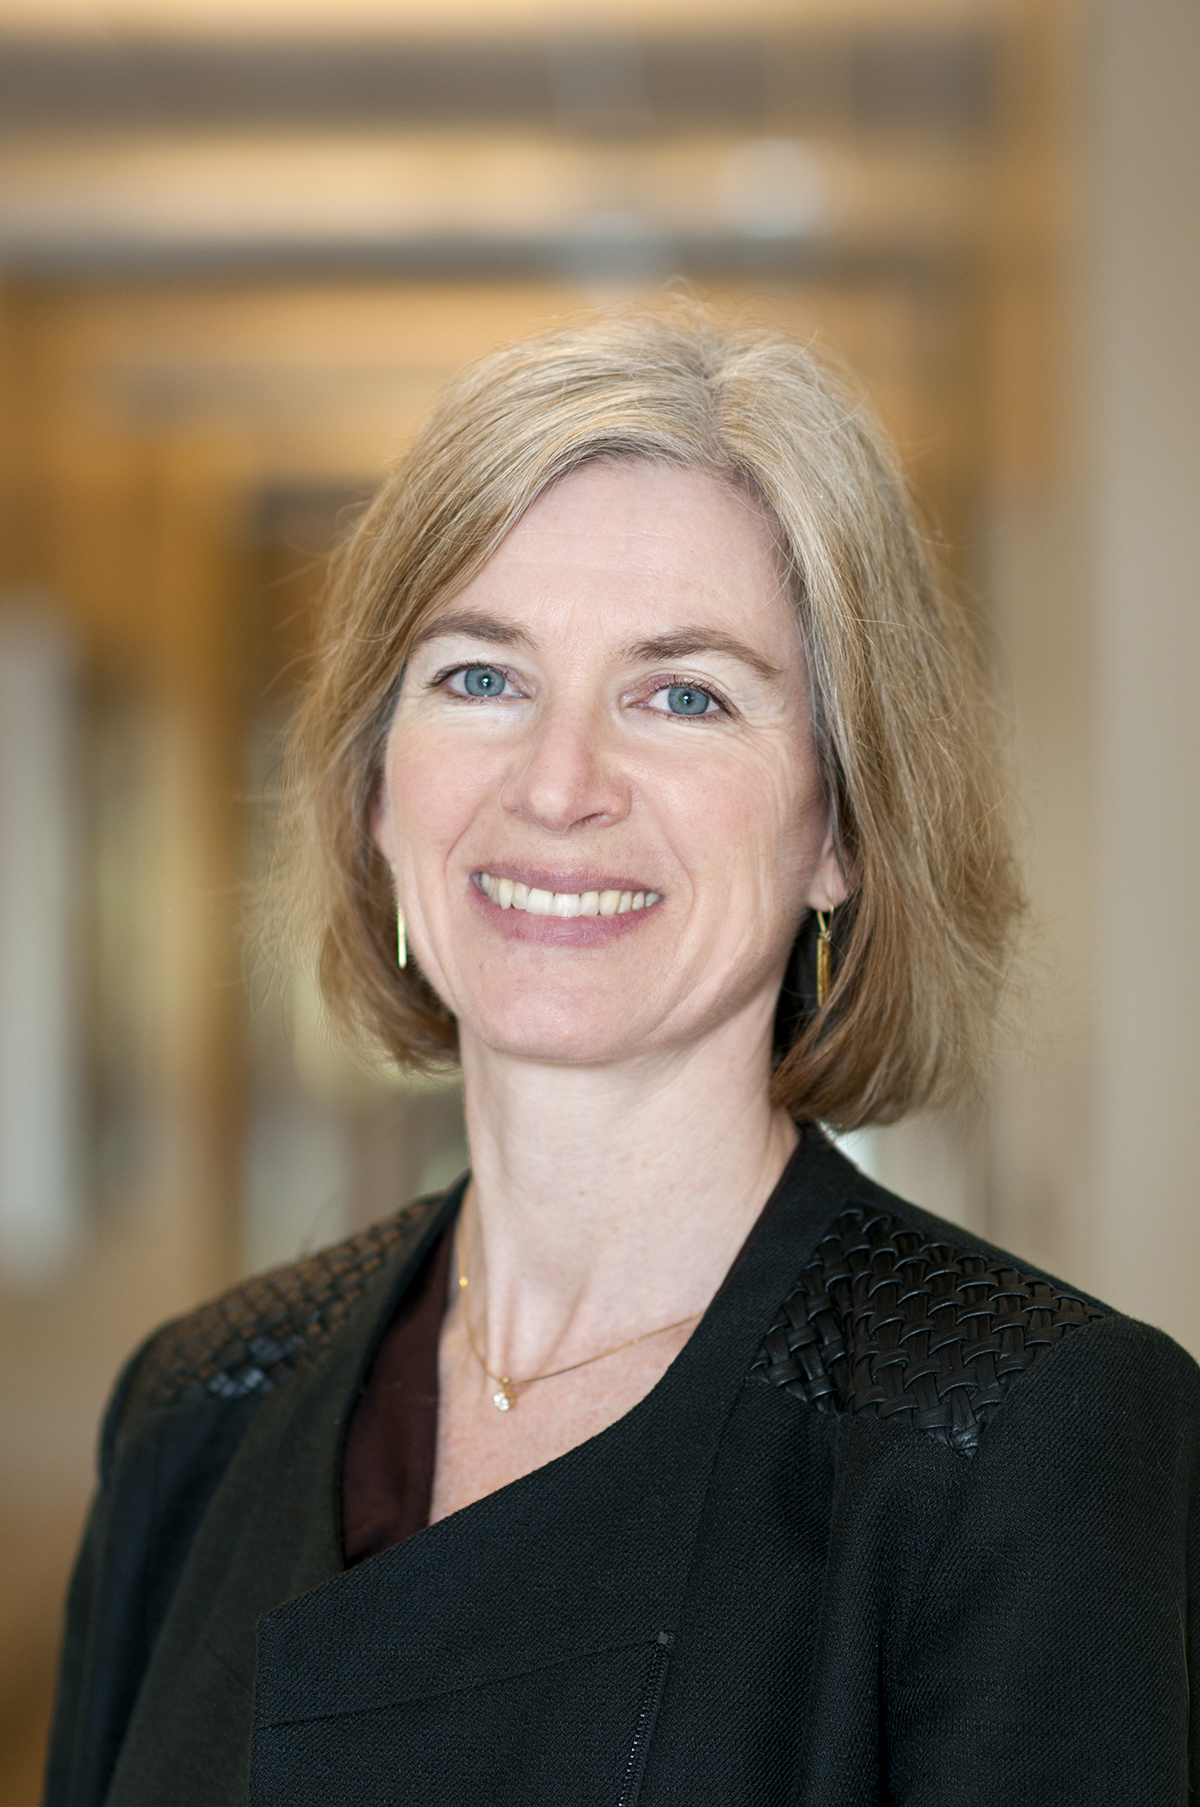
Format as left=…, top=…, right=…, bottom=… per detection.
left=341, top=1224, right=453, bottom=1566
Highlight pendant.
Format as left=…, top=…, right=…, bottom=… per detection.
left=492, top=1380, right=514, bottom=1412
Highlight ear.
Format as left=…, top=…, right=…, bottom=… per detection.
left=803, top=819, right=849, bottom=914
left=370, top=772, right=396, bottom=867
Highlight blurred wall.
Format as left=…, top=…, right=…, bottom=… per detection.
left=982, top=0, right=1200, bottom=1348
left=1084, top=0, right=1199, bottom=1338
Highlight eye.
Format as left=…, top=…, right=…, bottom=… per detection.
left=657, top=683, right=720, bottom=717
left=458, top=665, right=508, bottom=698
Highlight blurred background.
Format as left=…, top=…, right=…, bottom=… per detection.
left=0, top=0, right=1195, bottom=1796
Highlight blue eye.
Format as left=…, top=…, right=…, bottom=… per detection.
left=665, top=685, right=712, bottom=716
left=462, top=666, right=506, bottom=697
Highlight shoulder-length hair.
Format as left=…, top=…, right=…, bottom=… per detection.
left=277, top=303, right=1021, bottom=1130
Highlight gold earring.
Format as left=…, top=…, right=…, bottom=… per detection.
left=815, top=908, right=834, bottom=1008
left=388, top=865, right=407, bottom=970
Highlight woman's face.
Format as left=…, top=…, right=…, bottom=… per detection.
left=374, top=460, right=845, bottom=1070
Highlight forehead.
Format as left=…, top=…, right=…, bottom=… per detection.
left=441, top=460, right=799, bottom=653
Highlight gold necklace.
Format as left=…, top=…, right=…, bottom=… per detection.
left=455, top=1238, right=702, bottom=1413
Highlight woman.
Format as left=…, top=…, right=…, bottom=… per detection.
left=47, top=307, right=1198, bottom=1807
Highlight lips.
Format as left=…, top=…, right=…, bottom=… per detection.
left=476, top=872, right=663, bottom=918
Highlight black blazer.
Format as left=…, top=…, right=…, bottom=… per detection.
left=45, top=1132, right=1200, bottom=1806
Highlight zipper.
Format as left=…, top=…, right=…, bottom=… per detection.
left=616, top=1631, right=674, bottom=1807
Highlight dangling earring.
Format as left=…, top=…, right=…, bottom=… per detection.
left=815, top=908, right=834, bottom=1008
left=389, top=864, right=407, bottom=970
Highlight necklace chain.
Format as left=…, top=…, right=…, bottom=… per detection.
left=455, top=1236, right=701, bottom=1413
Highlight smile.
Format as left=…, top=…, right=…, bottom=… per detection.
left=477, top=873, right=663, bottom=918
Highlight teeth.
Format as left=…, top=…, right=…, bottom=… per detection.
left=479, top=875, right=662, bottom=918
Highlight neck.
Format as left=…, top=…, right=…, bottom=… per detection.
left=455, top=1002, right=797, bottom=1381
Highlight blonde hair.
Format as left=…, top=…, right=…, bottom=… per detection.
left=279, top=303, right=1021, bottom=1130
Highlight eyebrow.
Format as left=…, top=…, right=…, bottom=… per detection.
left=408, top=609, right=536, bottom=654
left=409, top=611, right=783, bottom=683
left=624, top=630, right=783, bottom=683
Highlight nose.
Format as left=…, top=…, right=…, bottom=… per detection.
left=498, top=700, right=630, bottom=834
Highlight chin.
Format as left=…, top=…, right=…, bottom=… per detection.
left=465, top=997, right=650, bottom=1067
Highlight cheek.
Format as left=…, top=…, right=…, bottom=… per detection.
left=658, top=740, right=820, bottom=899
left=385, top=724, right=493, bottom=857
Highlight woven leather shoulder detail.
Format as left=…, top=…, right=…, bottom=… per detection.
left=749, top=1204, right=1105, bottom=1457
left=126, top=1194, right=444, bottom=1414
